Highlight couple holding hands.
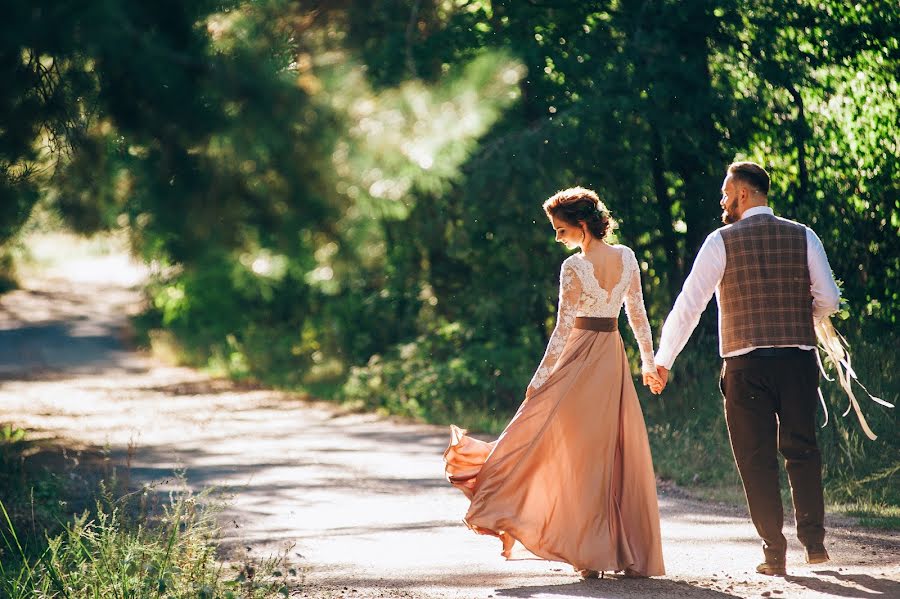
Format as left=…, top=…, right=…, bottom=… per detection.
left=445, top=161, right=839, bottom=578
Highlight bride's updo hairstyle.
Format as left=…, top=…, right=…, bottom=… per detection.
left=542, top=186, right=616, bottom=240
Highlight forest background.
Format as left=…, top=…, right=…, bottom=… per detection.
left=2, top=0, right=898, bottom=517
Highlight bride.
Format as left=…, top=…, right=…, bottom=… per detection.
left=444, top=186, right=665, bottom=578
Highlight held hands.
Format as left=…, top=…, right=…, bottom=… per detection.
left=642, top=371, right=663, bottom=394
left=642, top=366, right=669, bottom=395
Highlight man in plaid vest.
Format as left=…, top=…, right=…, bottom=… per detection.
left=652, top=161, right=840, bottom=576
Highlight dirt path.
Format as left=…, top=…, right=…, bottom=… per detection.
left=1, top=250, right=897, bottom=598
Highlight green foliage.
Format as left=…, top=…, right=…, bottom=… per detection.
left=343, top=321, right=541, bottom=430
left=142, top=252, right=317, bottom=384
left=0, top=425, right=28, bottom=473
left=814, top=326, right=900, bottom=509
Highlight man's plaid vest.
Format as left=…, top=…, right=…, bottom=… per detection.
left=718, top=213, right=817, bottom=354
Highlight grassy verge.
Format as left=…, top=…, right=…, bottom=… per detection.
left=0, top=425, right=300, bottom=598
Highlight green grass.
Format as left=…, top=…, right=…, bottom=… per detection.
left=833, top=502, right=900, bottom=529
left=0, top=490, right=299, bottom=599
left=0, top=427, right=300, bottom=598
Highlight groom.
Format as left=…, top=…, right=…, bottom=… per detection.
left=651, top=162, right=840, bottom=575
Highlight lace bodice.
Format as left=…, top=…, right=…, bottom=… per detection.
left=528, top=246, right=656, bottom=390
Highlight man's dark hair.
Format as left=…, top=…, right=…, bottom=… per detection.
left=728, top=161, right=770, bottom=195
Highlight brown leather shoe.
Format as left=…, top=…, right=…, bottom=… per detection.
left=756, top=560, right=786, bottom=576
left=805, top=544, right=830, bottom=564
left=577, top=568, right=601, bottom=579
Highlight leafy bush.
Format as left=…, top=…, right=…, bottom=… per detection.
left=139, top=252, right=319, bottom=384
left=342, top=321, right=542, bottom=431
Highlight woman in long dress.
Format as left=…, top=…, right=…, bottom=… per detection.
left=444, top=186, right=665, bottom=578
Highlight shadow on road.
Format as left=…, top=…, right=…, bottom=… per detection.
left=496, top=578, right=741, bottom=598
left=786, top=570, right=900, bottom=598
left=0, top=321, right=145, bottom=380
left=310, top=573, right=743, bottom=599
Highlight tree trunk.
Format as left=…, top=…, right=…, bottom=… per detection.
left=786, top=83, right=809, bottom=202
left=649, top=122, right=681, bottom=305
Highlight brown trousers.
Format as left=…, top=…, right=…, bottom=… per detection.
left=720, top=349, right=825, bottom=561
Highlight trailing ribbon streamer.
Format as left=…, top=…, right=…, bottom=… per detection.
left=814, top=317, right=894, bottom=440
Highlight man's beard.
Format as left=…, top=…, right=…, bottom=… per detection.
left=721, top=201, right=739, bottom=224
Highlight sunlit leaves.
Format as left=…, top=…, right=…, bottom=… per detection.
left=325, top=52, right=523, bottom=221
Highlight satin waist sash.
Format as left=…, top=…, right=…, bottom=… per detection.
left=573, top=317, right=618, bottom=332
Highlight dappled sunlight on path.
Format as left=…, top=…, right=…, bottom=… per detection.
left=1, top=247, right=898, bottom=598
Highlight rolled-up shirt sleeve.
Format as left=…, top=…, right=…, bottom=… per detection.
left=806, top=227, right=840, bottom=323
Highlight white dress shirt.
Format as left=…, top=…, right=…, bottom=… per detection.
left=654, top=206, right=841, bottom=369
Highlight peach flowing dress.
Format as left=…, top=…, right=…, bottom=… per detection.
left=444, top=246, right=665, bottom=576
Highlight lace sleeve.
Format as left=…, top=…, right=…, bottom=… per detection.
left=528, top=261, right=582, bottom=391
left=623, top=250, right=656, bottom=374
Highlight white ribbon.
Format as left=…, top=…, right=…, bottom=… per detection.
left=814, top=317, right=893, bottom=440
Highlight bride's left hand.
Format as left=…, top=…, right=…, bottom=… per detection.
left=642, top=371, right=664, bottom=395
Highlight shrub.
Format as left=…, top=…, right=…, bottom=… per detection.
left=342, top=321, right=542, bottom=432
